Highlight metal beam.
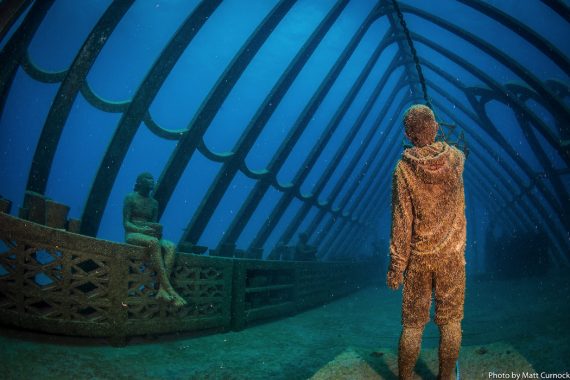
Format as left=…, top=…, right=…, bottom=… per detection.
left=277, top=66, right=407, bottom=246
left=423, top=70, right=568, bottom=234
left=248, top=25, right=398, bottom=251
left=315, top=93, right=418, bottom=250
left=0, top=0, right=32, bottom=43
left=458, top=0, right=569, bottom=77
left=319, top=97, right=416, bottom=254
left=150, top=0, right=299, bottom=220
left=431, top=98, right=570, bottom=263
left=79, top=0, right=224, bottom=236
left=314, top=97, right=413, bottom=256
left=0, top=0, right=55, bottom=120
left=26, top=1, right=135, bottom=194
left=304, top=74, right=409, bottom=239
left=179, top=0, right=350, bottom=247
left=398, top=3, right=570, bottom=128
left=398, top=34, right=570, bottom=241
left=216, top=7, right=385, bottom=251
left=541, top=0, right=570, bottom=24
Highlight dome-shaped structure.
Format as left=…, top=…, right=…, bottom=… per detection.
left=0, top=0, right=568, bottom=264
left=0, top=0, right=568, bottom=377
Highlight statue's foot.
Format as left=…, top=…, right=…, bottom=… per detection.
left=170, top=292, right=187, bottom=308
left=156, top=288, right=174, bottom=304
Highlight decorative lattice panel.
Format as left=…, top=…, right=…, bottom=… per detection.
left=171, top=264, right=226, bottom=318
left=125, top=258, right=161, bottom=320
left=0, top=239, right=20, bottom=312
left=0, top=213, right=234, bottom=338
left=0, top=238, right=114, bottom=324
left=123, top=257, right=230, bottom=322
left=0, top=213, right=376, bottom=342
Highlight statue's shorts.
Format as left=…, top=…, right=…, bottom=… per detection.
left=401, top=253, right=466, bottom=327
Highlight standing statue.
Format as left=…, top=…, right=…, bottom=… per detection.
left=387, top=105, right=466, bottom=380
left=123, top=172, right=187, bottom=307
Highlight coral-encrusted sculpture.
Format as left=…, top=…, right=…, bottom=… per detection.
left=123, top=172, right=187, bottom=307
left=387, top=105, right=466, bottom=380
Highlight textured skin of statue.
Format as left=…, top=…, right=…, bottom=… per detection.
left=388, top=141, right=466, bottom=296
left=387, top=105, right=466, bottom=380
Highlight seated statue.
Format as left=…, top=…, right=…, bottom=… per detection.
left=123, top=172, right=187, bottom=307
left=294, top=232, right=317, bottom=261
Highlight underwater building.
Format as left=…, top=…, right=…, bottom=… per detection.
left=0, top=0, right=568, bottom=378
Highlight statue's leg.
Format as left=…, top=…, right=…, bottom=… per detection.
left=400, top=267, right=432, bottom=380
left=434, top=258, right=465, bottom=380
left=127, top=233, right=173, bottom=304
left=161, top=239, right=187, bottom=307
left=437, top=321, right=461, bottom=380
left=162, top=239, right=176, bottom=276
left=398, top=325, right=425, bottom=380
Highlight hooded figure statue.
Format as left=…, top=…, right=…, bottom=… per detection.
left=387, top=104, right=466, bottom=380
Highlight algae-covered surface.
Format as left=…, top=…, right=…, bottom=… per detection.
left=1, top=274, right=568, bottom=379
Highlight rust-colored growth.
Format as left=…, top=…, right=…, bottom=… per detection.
left=403, top=104, right=438, bottom=148
left=388, top=104, right=467, bottom=379
left=387, top=141, right=466, bottom=281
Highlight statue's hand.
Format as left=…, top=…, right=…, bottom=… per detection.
left=386, top=270, right=403, bottom=290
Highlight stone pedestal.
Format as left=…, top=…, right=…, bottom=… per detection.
left=23, top=191, right=46, bottom=224
left=45, top=200, right=70, bottom=229
left=0, top=198, right=12, bottom=214
left=67, top=218, right=81, bottom=233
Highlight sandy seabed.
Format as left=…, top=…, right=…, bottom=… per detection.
left=1, top=273, right=568, bottom=379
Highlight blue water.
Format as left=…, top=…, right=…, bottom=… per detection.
left=1, top=0, right=569, bottom=265
left=0, top=0, right=568, bottom=266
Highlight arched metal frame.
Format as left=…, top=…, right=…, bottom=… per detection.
left=0, top=0, right=568, bottom=265
left=215, top=8, right=390, bottom=252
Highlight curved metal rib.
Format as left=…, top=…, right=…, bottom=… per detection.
left=217, top=7, right=384, bottom=251
left=276, top=60, right=407, bottom=246
left=248, top=34, right=398, bottom=251
left=0, top=0, right=55, bottom=119
left=398, top=33, right=570, bottom=237
left=179, top=0, right=350, bottom=247
left=319, top=96, right=416, bottom=253
left=151, top=0, right=297, bottom=220
left=398, top=3, right=570, bottom=126
left=304, top=75, right=409, bottom=239
left=26, top=1, right=134, bottom=195
left=457, top=0, right=569, bottom=77
left=80, top=0, right=223, bottom=236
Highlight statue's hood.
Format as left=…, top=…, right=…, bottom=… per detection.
left=401, top=141, right=461, bottom=184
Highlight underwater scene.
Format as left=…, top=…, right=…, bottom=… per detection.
left=0, top=0, right=569, bottom=379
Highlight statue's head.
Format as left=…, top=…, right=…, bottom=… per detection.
left=299, top=232, right=309, bottom=243
left=134, top=172, right=155, bottom=195
left=403, top=104, right=438, bottom=147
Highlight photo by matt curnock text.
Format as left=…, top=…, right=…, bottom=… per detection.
left=489, top=372, right=570, bottom=379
